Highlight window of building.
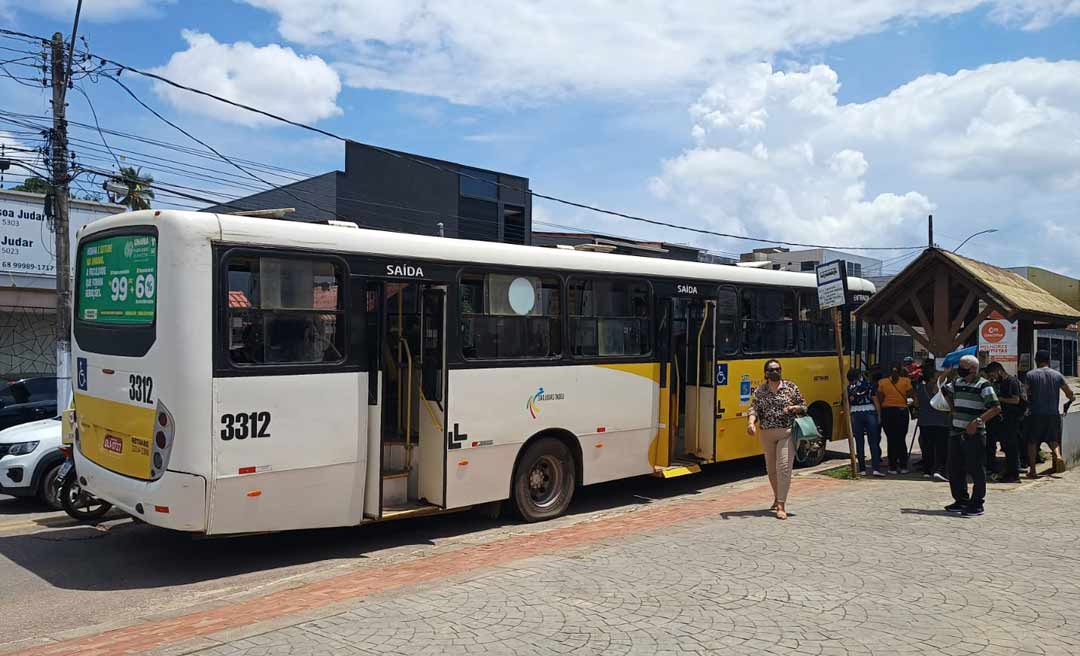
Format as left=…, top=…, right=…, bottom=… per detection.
left=459, top=168, right=499, bottom=200
left=458, top=197, right=499, bottom=242
left=225, top=256, right=345, bottom=366
left=741, top=288, right=795, bottom=353
left=846, top=262, right=862, bottom=277
left=800, top=261, right=816, bottom=272
left=797, top=291, right=836, bottom=353
left=568, top=279, right=651, bottom=357
left=504, top=205, right=526, bottom=245
left=460, top=272, right=561, bottom=360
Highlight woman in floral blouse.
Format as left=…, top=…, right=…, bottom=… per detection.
left=747, top=358, right=806, bottom=520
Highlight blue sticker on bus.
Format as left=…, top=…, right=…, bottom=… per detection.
left=77, top=357, right=87, bottom=391
left=716, top=363, right=728, bottom=386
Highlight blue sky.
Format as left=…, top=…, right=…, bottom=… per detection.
left=2, top=1, right=1080, bottom=273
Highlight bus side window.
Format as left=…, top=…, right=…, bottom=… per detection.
left=225, top=255, right=346, bottom=366
left=568, top=278, right=651, bottom=358
left=717, top=287, right=738, bottom=355
left=459, top=272, right=561, bottom=360
left=797, top=291, right=836, bottom=353
left=740, top=288, right=796, bottom=354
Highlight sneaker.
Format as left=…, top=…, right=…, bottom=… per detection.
left=888, top=469, right=899, bottom=475
left=932, top=472, right=948, bottom=482
left=962, top=505, right=985, bottom=517
left=945, top=502, right=967, bottom=513
left=900, top=468, right=909, bottom=475
left=1054, top=458, right=1067, bottom=474
left=872, top=470, right=885, bottom=477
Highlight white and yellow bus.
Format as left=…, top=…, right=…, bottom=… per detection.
left=71, top=210, right=874, bottom=535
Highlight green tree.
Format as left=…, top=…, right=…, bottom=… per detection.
left=111, top=166, right=155, bottom=210
left=12, top=176, right=50, bottom=194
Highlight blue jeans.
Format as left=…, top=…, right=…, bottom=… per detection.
left=851, top=411, right=882, bottom=472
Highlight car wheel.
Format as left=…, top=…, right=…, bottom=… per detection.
left=512, top=438, right=575, bottom=522
left=38, top=461, right=63, bottom=510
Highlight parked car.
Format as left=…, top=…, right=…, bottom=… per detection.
left=0, top=416, right=65, bottom=508
left=0, top=377, right=63, bottom=432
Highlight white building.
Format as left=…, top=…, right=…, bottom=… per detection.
left=739, top=247, right=882, bottom=278
left=1, top=190, right=123, bottom=378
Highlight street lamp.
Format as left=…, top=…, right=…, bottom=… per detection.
left=953, top=229, right=999, bottom=253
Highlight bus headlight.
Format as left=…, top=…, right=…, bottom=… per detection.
left=149, top=400, right=175, bottom=481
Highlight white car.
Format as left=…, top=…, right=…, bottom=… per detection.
left=0, top=416, right=64, bottom=509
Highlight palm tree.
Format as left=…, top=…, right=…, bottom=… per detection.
left=110, top=166, right=155, bottom=210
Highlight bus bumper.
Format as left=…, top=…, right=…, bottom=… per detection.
left=76, top=450, right=207, bottom=532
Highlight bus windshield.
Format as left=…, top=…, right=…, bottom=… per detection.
left=78, top=234, right=158, bottom=325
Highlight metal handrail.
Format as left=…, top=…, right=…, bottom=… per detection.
left=398, top=337, right=414, bottom=471
left=693, top=302, right=711, bottom=456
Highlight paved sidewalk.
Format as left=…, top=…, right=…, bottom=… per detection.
left=19, top=469, right=1080, bottom=656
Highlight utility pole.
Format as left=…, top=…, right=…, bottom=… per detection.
left=928, top=214, right=934, bottom=249
left=50, top=31, right=73, bottom=410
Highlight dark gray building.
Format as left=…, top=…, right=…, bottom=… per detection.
left=205, top=141, right=531, bottom=245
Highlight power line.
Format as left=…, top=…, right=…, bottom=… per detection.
left=105, top=74, right=348, bottom=225
left=70, top=84, right=122, bottom=171
left=8, top=25, right=926, bottom=253
left=70, top=40, right=922, bottom=252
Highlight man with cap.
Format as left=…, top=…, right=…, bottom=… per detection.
left=941, top=354, right=1001, bottom=516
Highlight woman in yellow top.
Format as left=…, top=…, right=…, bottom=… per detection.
left=877, top=362, right=915, bottom=474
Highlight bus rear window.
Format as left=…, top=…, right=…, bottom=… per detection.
left=79, top=234, right=158, bottom=325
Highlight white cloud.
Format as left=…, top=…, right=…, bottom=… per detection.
left=988, top=0, right=1080, bottom=29
left=650, top=59, right=1080, bottom=268
left=240, top=0, right=1080, bottom=105
left=150, top=31, right=342, bottom=127
left=1, top=0, right=171, bottom=21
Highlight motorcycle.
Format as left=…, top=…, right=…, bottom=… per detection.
left=55, top=409, right=112, bottom=522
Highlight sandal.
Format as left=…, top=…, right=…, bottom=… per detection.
left=776, top=508, right=788, bottom=520
left=770, top=501, right=780, bottom=511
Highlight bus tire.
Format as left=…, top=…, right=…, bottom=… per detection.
left=512, top=437, right=575, bottom=522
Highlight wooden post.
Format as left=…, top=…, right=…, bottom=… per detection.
left=834, top=308, right=858, bottom=479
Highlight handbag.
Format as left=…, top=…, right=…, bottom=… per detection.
left=792, top=416, right=820, bottom=442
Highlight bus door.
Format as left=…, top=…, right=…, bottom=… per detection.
left=668, top=286, right=716, bottom=463
left=370, top=279, right=447, bottom=517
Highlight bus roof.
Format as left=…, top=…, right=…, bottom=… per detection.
left=80, top=209, right=876, bottom=294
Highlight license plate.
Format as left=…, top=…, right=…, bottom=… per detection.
left=103, top=435, right=123, bottom=454
left=57, top=461, right=73, bottom=480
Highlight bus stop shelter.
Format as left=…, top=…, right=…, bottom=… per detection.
left=856, top=248, right=1080, bottom=370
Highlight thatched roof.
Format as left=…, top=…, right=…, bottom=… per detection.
left=857, top=248, right=1078, bottom=355
left=939, top=251, right=1079, bottom=320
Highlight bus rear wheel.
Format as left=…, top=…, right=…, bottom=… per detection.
left=512, top=438, right=575, bottom=522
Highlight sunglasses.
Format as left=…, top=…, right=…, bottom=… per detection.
left=766, top=367, right=782, bottom=373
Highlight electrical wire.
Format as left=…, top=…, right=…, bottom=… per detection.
left=65, top=38, right=924, bottom=251
left=7, top=23, right=928, bottom=254
left=70, top=84, right=122, bottom=171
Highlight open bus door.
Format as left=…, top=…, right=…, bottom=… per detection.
left=361, top=279, right=448, bottom=520
left=656, top=282, right=717, bottom=469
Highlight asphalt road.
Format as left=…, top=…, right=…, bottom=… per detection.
left=0, top=452, right=802, bottom=652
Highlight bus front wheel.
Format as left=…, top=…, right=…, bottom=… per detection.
left=512, top=438, right=576, bottom=522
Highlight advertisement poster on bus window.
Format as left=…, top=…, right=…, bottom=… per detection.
left=978, top=312, right=1018, bottom=375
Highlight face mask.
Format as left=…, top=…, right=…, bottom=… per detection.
left=766, top=370, right=782, bottom=381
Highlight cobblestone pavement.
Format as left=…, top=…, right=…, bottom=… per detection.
left=22, top=468, right=1080, bottom=656
left=188, top=473, right=1079, bottom=656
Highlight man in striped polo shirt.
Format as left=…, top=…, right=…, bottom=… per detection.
left=941, top=354, right=1001, bottom=516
